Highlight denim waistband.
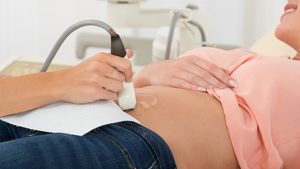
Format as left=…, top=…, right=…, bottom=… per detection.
left=115, top=121, right=177, bottom=169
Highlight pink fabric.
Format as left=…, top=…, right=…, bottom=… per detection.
left=182, top=47, right=300, bottom=169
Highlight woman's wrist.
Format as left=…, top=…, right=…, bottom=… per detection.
left=46, top=70, right=68, bottom=102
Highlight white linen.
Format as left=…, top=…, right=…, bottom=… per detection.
left=1, top=100, right=140, bottom=136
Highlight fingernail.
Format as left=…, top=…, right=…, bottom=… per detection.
left=197, top=87, right=207, bottom=92
left=213, top=88, right=221, bottom=92
left=214, top=88, right=221, bottom=95
left=228, top=79, right=238, bottom=88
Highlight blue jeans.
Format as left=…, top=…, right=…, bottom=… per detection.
left=0, top=120, right=177, bottom=169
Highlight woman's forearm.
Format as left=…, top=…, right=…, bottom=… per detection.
left=0, top=53, right=134, bottom=117
left=0, top=72, right=63, bottom=117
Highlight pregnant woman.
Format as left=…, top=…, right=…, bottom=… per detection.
left=1, top=0, right=300, bottom=168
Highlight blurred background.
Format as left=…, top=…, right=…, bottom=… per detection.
left=0, top=0, right=286, bottom=65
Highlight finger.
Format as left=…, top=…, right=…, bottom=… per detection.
left=200, top=73, right=227, bottom=89
left=174, top=71, right=213, bottom=89
left=191, top=56, right=236, bottom=88
left=120, top=61, right=133, bottom=82
left=97, top=63, right=126, bottom=82
left=98, top=88, right=117, bottom=100
left=182, top=64, right=225, bottom=89
left=206, top=64, right=232, bottom=86
left=207, top=65, right=238, bottom=88
left=126, top=49, right=134, bottom=58
left=104, top=54, right=133, bottom=82
left=98, top=76, right=124, bottom=93
left=94, top=53, right=133, bottom=82
left=166, top=77, right=201, bottom=91
left=94, top=53, right=131, bottom=71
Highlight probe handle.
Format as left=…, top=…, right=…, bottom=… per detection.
left=111, top=34, right=136, bottom=110
left=111, top=34, right=127, bottom=57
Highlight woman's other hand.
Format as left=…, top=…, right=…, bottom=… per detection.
left=134, top=55, right=237, bottom=91
left=56, top=52, right=133, bottom=104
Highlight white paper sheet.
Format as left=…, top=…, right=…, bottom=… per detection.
left=0, top=101, right=140, bottom=136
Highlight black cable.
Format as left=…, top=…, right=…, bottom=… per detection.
left=40, top=20, right=121, bottom=72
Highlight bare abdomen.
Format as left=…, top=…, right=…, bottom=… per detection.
left=128, top=86, right=239, bottom=169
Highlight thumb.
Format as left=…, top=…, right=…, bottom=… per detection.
left=126, top=49, right=134, bottom=58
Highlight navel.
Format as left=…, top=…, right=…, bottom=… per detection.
left=131, top=93, right=158, bottom=115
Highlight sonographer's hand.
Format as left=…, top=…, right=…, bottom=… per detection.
left=57, top=52, right=133, bottom=103
left=134, top=55, right=237, bottom=91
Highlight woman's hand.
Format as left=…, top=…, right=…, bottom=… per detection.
left=56, top=52, right=133, bottom=104
left=134, top=55, right=237, bottom=91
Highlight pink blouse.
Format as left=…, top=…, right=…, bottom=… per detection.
left=182, top=47, right=300, bottom=169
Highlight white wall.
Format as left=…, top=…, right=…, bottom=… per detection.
left=184, top=0, right=285, bottom=47
left=0, top=0, right=105, bottom=64
left=37, top=0, right=105, bottom=64
left=0, top=0, right=39, bottom=62
left=189, top=0, right=246, bottom=46
left=0, top=0, right=286, bottom=63
left=243, top=0, right=286, bottom=47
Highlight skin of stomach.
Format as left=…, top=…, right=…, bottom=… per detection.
left=128, top=86, right=239, bottom=169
